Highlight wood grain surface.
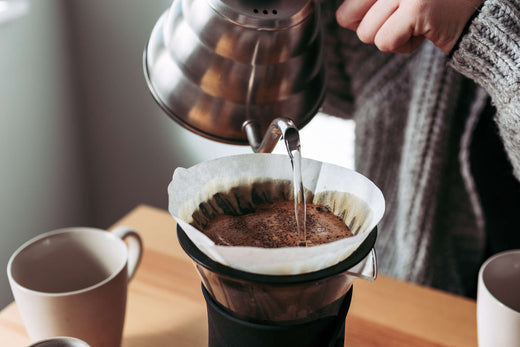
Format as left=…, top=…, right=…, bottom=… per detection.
left=0, top=205, right=477, bottom=346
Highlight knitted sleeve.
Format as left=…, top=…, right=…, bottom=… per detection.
left=449, top=0, right=520, bottom=180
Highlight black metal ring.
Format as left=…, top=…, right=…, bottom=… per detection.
left=177, top=225, right=377, bottom=285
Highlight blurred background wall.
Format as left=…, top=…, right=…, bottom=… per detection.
left=0, top=0, right=354, bottom=308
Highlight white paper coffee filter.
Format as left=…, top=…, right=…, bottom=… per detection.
left=168, top=153, right=385, bottom=275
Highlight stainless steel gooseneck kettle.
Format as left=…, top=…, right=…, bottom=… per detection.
left=143, top=0, right=325, bottom=152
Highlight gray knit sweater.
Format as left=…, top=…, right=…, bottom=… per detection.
left=320, top=0, right=520, bottom=295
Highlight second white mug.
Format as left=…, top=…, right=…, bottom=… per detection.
left=477, top=249, right=520, bottom=347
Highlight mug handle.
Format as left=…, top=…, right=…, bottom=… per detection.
left=111, top=226, right=143, bottom=281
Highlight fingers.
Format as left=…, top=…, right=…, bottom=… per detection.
left=357, top=0, right=398, bottom=44
left=336, top=0, right=479, bottom=55
left=336, top=0, right=377, bottom=30
left=374, top=6, right=423, bottom=53
left=336, top=0, right=424, bottom=54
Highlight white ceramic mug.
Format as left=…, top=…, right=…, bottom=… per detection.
left=7, top=226, right=142, bottom=347
left=477, top=249, right=520, bottom=347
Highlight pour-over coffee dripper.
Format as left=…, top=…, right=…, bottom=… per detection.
left=168, top=154, right=385, bottom=346
left=177, top=225, right=377, bottom=347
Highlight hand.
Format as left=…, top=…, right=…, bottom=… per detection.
left=335, top=0, right=483, bottom=54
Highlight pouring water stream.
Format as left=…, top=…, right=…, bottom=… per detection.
left=244, top=38, right=308, bottom=247
left=284, top=128, right=308, bottom=247
left=244, top=117, right=309, bottom=247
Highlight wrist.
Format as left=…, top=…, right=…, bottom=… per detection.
left=448, top=2, right=485, bottom=57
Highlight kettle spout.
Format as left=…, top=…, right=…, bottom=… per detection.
left=346, top=248, right=378, bottom=281
left=243, top=117, right=300, bottom=153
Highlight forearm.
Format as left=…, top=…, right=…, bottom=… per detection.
left=450, top=0, right=520, bottom=179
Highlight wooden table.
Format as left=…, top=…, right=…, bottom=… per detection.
left=0, top=205, right=478, bottom=346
